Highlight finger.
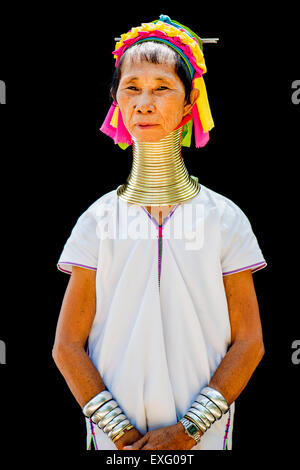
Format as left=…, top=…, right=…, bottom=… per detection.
left=141, top=445, right=157, bottom=450
left=124, top=435, right=148, bottom=450
left=141, top=442, right=162, bottom=450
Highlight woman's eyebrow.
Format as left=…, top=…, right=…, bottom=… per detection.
left=155, top=77, right=173, bottom=83
left=122, top=76, right=138, bottom=84
left=155, top=77, right=170, bottom=82
left=123, top=76, right=173, bottom=83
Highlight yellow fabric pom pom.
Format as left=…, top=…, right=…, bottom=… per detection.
left=110, top=105, right=119, bottom=128
left=193, top=77, right=214, bottom=133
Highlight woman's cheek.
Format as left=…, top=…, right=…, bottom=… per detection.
left=161, top=106, right=184, bottom=132
left=119, top=104, right=132, bottom=131
left=161, top=95, right=185, bottom=127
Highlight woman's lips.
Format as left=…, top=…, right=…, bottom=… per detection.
left=136, top=123, right=158, bottom=129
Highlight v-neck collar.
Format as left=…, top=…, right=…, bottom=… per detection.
left=141, top=204, right=181, bottom=228
left=117, top=185, right=203, bottom=234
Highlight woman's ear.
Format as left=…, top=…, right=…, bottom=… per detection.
left=110, top=87, right=117, bottom=104
left=183, top=88, right=200, bottom=116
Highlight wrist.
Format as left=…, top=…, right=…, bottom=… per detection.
left=115, top=426, right=141, bottom=449
left=177, top=420, right=202, bottom=445
left=181, top=385, right=230, bottom=443
left=82, top=389, right=133, bottom=444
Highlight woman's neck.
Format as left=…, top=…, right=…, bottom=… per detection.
left=117, top=127, right=200, bottom=206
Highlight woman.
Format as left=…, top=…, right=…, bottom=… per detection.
left=53, top=15, right=267, bottom=451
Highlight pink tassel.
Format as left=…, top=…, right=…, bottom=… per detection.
left=100, top=102, right=118, bottom=141
left=191, top=105, right=209, bottom=148
left=115, top=107, right=132, bottom=145
left=100, top=102, right=132, bottom=145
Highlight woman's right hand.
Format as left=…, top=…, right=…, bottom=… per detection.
left=114, top=426, right=144, bottom=450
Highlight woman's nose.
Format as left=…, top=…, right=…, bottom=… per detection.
left=136, top=105, right=154, bottom=114
left=134, top=95, right=155, bottom=114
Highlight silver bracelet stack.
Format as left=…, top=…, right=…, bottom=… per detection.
left=180, top=386, right=229, bottom=436
left=82, top=390, right=133, bottom=443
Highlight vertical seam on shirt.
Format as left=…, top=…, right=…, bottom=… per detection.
left=158, top=225, right=162, bottom=290
left=222, top=408, right=231, bottom=450
left=89, top=418, right=99, bottom=450
left=141, top=205, right=180, bottom=289
left=158, top=206, right=180, bottom=289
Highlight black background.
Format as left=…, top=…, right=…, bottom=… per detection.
left=1, top=1, right=299, bottom=463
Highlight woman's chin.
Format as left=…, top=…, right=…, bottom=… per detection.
left=131, top=127, right=169, bottom=142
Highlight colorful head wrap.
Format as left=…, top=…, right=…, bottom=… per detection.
left=100, top=15, right=215, bottom=148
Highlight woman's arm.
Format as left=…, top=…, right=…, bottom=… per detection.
left=53, top=266, right=104, bottom=406
left=209, top=268, right=265, bottom=403
left=52, top=265, right=143, bottom=448
left=126, top=269, right=265, bottom=450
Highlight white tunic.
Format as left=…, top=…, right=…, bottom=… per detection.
left=57, top=184, right=267, bottom=450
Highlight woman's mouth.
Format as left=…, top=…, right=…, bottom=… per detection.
left=136, top=123, right=159, bottom=129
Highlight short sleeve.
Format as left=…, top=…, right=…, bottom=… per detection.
left=220, top=201, right=267, bottom=276
left=57, top=209, right=99, bottom=275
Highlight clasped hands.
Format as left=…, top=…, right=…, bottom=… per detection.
left=115, top=422, right=199, bottom=451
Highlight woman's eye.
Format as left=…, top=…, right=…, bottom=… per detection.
left=157, top=86, right=169, bottom=91
left=127, top=86, right=138, bottom=91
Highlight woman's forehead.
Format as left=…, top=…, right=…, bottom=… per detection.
left=120, top=56, right=178, bottom=81
left=124, top=42, right=177, bottom=65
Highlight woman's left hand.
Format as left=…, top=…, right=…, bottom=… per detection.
left=123, top=422, right=198, bottom=450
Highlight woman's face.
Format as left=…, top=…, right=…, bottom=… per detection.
left=116, top=56, right=198, bottom=142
